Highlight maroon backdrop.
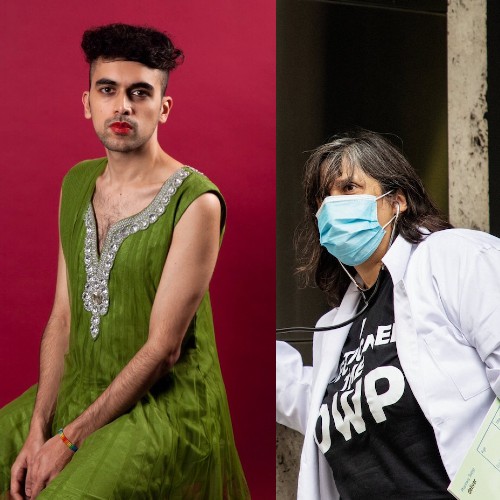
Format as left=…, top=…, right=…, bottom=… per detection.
left=0, top=1, right=275, bottom=497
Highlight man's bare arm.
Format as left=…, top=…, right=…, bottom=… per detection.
left=27, top=192, right=222, bottom=496
left=31, top=241, right=71, bottom=436
left=10, top=194, right=71, bottom=499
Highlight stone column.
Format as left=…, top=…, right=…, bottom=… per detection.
left=448, top=0, right=489, bottom=230
left=276, top=424, right=303, bottom=499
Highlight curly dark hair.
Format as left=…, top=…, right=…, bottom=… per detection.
left=81, top=23, right=184, bottom=93
left=296, top=130, right=452, bottom=307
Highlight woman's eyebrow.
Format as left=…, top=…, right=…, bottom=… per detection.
left=333, top=176, right=355, bottom=188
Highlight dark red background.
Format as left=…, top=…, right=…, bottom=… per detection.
left=0, top=1, right=275, bottom=497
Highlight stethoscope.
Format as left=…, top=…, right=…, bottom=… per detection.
left=276, top=203, right=399, bottom=335
left=275, top=272, right=381, bottom=334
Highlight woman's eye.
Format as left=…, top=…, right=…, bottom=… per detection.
left=344, top=183, right=357, bottom=192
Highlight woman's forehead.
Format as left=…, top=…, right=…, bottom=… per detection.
left=320, top=160, right=372, bottom=185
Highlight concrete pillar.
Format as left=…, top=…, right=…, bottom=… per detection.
left=276, top=424, right=302, bottom=499
left=448, top=0, right=489, bottom=230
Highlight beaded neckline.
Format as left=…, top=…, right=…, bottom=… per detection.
left=82, top=167, right=192, bottom=339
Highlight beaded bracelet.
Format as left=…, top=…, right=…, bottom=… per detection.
left=57, top=428, right=78, bottom=452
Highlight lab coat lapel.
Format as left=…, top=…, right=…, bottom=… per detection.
left=316, top=284, right=360, bottom=389
left=383, top=235, right=430, bottom=419
left=392, top=280, right=430, bottom=420
left=298, top=283, right=360, bottom=499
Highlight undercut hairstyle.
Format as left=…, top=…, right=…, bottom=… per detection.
left=296, top=129, right=453, bottom=307
left=81, top=23, right=184, bottom=94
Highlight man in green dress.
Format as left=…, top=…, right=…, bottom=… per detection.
left=0, top=23, right=249, bottom=499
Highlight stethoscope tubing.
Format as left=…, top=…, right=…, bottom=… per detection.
left=275, top=274, right=381, bottom=334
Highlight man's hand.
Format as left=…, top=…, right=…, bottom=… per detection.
left=22, top=434, right=74, bottom=499
left=11, top=201, right=72, bottom=499
left=10, top=432, right=45, bottom=500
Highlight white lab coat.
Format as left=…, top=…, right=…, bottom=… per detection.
left=276, top=229, right=500, bottom=499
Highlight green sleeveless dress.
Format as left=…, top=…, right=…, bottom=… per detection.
left=0, top=158, right=250, bottom=499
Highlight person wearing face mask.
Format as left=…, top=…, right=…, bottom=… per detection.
left=276, top=130, right=500, bottom=499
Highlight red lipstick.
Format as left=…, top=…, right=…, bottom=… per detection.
left=110, top=122, right=133, bottom=135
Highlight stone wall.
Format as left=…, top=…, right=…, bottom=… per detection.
left=276, top=424, right=302, bottom=499
left=448, top=0, right=489, bottom=231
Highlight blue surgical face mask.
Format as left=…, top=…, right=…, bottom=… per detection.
left=316, top=191, right=395, bottom=266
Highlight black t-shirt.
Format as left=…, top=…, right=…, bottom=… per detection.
left=315, top=269, right=453, bottom=499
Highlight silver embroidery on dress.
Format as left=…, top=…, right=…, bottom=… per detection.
left=82, top=167, right=192, bottom=339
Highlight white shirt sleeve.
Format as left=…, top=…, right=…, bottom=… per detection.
left=276, top=340, right=313, bottom=434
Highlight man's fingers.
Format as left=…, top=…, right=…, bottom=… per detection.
left=29, top=480, right=45, bottom=500
left=28, top=469, right=50, bottom=500
left=10, top=461, right=27, bottom=498
left=26, top=459, right=51, bottom=499
left=10, top=484, right=25, bottom=498
left=25, top=467, right=34, bottom=499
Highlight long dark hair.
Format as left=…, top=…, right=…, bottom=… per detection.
left=296, top=130, right=452, bottom=307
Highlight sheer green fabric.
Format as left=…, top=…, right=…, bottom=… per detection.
left=0, top=159, right=249, bottom=499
